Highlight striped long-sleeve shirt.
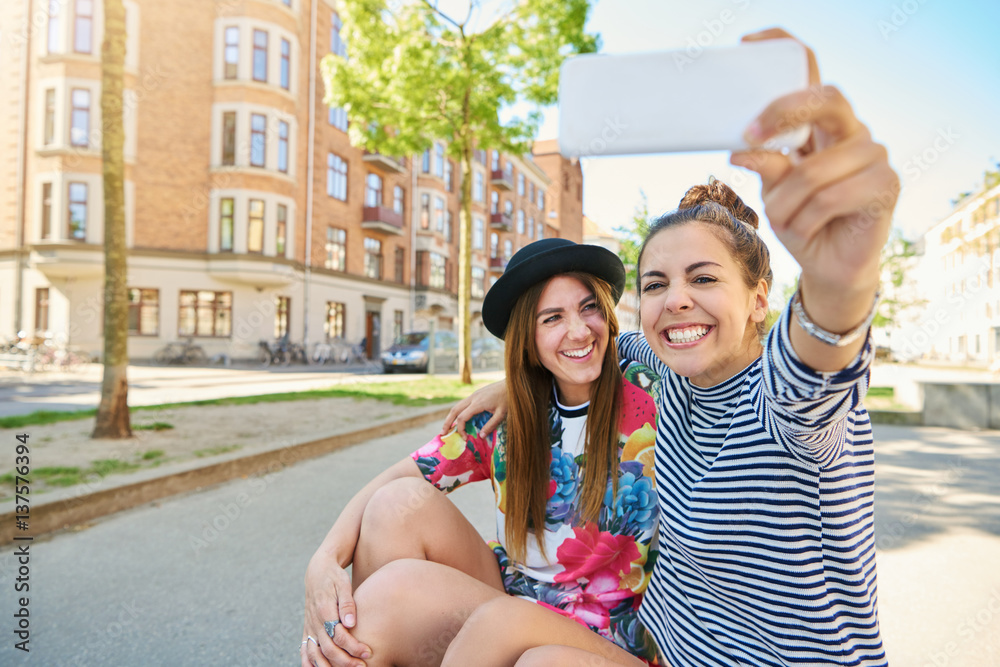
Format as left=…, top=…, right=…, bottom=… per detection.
left=621, top=306, right=887, bottom=666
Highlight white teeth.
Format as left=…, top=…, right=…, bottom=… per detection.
left=562, top=344, right=593, bottom=358
left=667, top=326, right=709, bottom=343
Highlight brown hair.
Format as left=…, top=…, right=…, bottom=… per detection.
left=637, top=178, right=773, bottom=338
left=502, top=271, right=623, bottom=562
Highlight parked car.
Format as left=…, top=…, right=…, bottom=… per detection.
left=471, top=337, right=505, bottom=369
left=381, top=331, right=458, bottom=373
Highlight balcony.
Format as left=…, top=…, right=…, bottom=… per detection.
left=491, top=169, right=513, bottom=191
left=362, top=206, right=405, bottom=235
left=489, top=256, right=507, bottom=271
left=31, top=244, right=104, bottom=279
left=490, top=212, right=512, bottom=232
left=362, top=151, right=407, bottom=174
left=208, top=256, right=296, bottom=287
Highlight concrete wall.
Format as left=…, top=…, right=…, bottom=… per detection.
left=921, top=382, right=1000, bottom=430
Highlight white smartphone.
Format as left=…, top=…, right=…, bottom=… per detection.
left=557, top=39, right=811, bottom=157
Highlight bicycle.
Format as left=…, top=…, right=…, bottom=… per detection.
left=153, top=339, right=208, bottom=365
left=258, top=339, right=290, bottom=367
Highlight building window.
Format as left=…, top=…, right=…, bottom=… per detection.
left=473, top=171, right=484, bottom=203
left=248, top=199, right=264, bottom=253
left=538, top=190, right=545, bottom=210
left=528, top=215, right=534, bottom=239
left=44, top=89, right=55, bottom=145
left=250, top=113, right=266, bottom=167
left=41, top=183, right=53, bottom=240
left=364, top=238, right=382, bottom=279
left=365, top=173, right=383, bottom=208
left=393, top=185, right=405, bottom=215
left=474, top=149, right=486, bottom=165
left=420, top=193, right=430, bottom=230
left=473, top=216, right=484, bottom=250
left=490, top=191, right=498, bottom=215
left=253, top=29, right=268, bottom=82
left=326, top=226, right=346, bottom=271
left=517, top=210, right=524, bottom=234
left=503, top=239, right=513, bottom=259
left=393, top=310, right=404, bottom=341
left=70, top=88, right=90, bottom=147
left=528, top=182, right=534, bottom=203
left=278, top=120, right=289, bottom=172
left=537, top=222, right=544, bottom=239
left=280, top=38, right=291, bottom=89
left=74, top=0, right=93, bottom=54
left=328, top=105, right=347, bottom=130
left=179, top=290, right=232, bottom=337
left=275, top=296, right=290, bottom=338
left=444, top=210, right=454, bottom=242
left=504, top=199, right=513, bottom=216
left=394, top=246, right=405, bottom=283
left=491, top=150, right=499, bottom=171
left=472, top=267, right=485, bottom=299
left=430, top=253, right=446, bottom=289
left=35, top=288, right=50, bottom=332
left=434, top=197, right=445, bottom=234
left=444, top=159, right=453, bottom=192
left=421, top=148, right=431, bottom=174
left=331, top=12, right=346, bottom=56
left=325, top=302, right=345, bottom=340
left=276, top=204, right=287, bottom=255
left=490, top=232, right=498, bottom=258
left=327, top=153, right=347, bottom=200
left=128, top=288, right=159, bottom=336
left=47, top=0, right=60, bottom=54
left=434, top=142, right=445, bottom=178
left=222, top=112, right=237, bottom=165
left=517, top=173, right=524, bottom=196
left=224, top=27, right=239, bottom=79
left=219, top=198, right=234, bottom=251
left=67, top=182, right=87, bottom=240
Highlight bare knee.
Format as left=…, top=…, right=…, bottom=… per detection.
left=517, top=646, right=621, bottom=667
left=361, top=477, right=440, bottom=533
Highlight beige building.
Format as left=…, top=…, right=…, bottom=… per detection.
left=0, top=0, right=583, bottom=361
left=905, top=182, right=1000, bottom=365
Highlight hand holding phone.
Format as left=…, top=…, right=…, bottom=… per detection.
left=558, top=39, right=811, bottom=157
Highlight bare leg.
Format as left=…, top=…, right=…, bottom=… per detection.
left=345, top=559, right=507, bottom=667
left=517, top=646, right=641, bottom=667
left=441, top=596, right=648, bottom=667
left=352, top=476, right=502, bottom=590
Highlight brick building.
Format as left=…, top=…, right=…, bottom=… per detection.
left=0, top=0, right=583, bottom=361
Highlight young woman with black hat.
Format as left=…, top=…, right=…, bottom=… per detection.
left=301, top=238, right=663, bottom=667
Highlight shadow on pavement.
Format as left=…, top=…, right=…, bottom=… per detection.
left=872, top=424, right=1000, bottom=551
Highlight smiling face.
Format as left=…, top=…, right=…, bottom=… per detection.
left=534, top=275, right=609, bottom=405
left=639, top=222, right=769, bottom=387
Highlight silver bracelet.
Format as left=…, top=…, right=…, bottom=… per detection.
left=790, top=285, right=880, bottom=347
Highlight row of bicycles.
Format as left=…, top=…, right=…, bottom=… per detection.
left=257, top=338, right=373, bottom=368
left=0, top=332, right=91, bottom=373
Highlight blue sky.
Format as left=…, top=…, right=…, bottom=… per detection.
left=524, top=0, right=1000, bottom=293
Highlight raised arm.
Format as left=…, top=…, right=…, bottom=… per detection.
left=302, top=457, right=423, bottom=667
left=731, top=29, right=897, bottom=373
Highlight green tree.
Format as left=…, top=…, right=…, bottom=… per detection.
left=322, top=0, right=598, bottom=383
left=614, top=190, right=651, bottom=292
left=873, top=228, right=924, bottom=331
left=92, top=0, right=131, bottom=438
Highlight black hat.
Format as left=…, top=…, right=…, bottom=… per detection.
left=482, top=238, right=625, bottom=340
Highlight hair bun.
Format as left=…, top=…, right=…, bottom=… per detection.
left=678, top=178, right=759, bottom=230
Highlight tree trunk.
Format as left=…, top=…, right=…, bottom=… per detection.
left=457, top=137, right=474, bottom=384
left=92, top=0, right=131, bottom=439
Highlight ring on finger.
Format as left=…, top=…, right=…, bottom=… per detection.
left=324, top=620, right=341, bottom=638
left=307, top=635, right=319, bottom=646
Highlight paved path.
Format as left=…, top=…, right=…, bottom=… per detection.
left=0, top=422, right=998, bottom=665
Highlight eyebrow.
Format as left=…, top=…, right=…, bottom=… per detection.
left=537, top=294, right=596, bottom=318
left=640, top=261, right=722, bottom=281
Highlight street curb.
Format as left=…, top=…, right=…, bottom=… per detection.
left=0, top=407, right=451, bottom=545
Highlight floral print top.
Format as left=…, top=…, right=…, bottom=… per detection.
left=411, top=364, right=662, bottom=661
